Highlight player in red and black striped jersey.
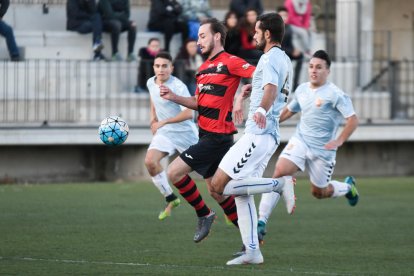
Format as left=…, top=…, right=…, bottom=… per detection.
left=160, top=17, right=255, bottom=243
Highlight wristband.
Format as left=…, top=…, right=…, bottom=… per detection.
left=255, top=107, right=267, bottom=116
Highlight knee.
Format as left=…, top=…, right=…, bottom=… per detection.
left=166, top=166, right=180, bottom=185
left=109, top=21, right=121, bottom=33
left=209, top=177, right=224, bottom=195
left=311, top=186, right=324, bottom=199
left=144, top=156, right=157, bottom=176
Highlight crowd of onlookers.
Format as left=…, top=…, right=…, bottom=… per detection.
left=0, top=0, right=313, bottom=92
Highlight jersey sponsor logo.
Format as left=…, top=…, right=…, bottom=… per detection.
left=185, top=153, right=193, bottom=159
left=216, top=62, right=224, bottom=72
left=233, top=142, right=256, bottom=174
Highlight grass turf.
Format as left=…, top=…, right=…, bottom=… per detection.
left=0, top=177, right=413, bottom=275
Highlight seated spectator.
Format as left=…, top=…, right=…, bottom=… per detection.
left=238, top=8, right=262, bottom=65
left=223, top=10, right=240, bottom=56
left=278, top=6, right=304, bottom=90
left=173, top=39, right=203, bottom=95
left=98, top=0, right=136, bottom=62
left=179, top=0, right=212, bottom=40
left=66, top=0, right=105, bottom=61
left=135, top=37, right=161, bottom=93
left=284, top=0, right=312, bottom=55
left=0, top=0, right=21, bottom=61
left=147, top=0, right=188, bottom=52
left=229, top=0, right=263, bottom=19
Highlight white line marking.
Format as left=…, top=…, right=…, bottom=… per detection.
left=0, top=256, right=353, bottom=275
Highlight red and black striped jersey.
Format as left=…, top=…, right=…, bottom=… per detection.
left=195, top=51, right=255, bottom=134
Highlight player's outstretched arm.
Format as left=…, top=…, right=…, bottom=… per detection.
left=158, top=109, right=194, bottom=129
left=159, top=84, right=198, bottom=110
left=324, top=114, right=359, bottom=150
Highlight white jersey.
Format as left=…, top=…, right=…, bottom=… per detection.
left=147, top=75, right=198, bottom=138
left=245, top=46, right=293, bottom=144
left=288, top=81, right=356, bottom=152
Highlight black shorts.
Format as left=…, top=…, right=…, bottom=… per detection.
left=180, top=131, right=234, bottom=179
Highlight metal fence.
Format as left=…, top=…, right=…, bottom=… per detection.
left=1, top=59, right=413, bottom=126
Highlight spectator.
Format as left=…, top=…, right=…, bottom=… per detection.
left=173, top=39, right=203, bottom=95
left=179, top=0, right=212, bottom=40
left=238, top=8, right=262, bottom=65
left=223, top=10, right=240, bottom=56
left=98, top=0, right=136, bottom=62
left=147, top=0, right=188, bottom=52
left=229, top=0, right=263, bottom=19
left=135, top=37, right=161, bottom=93
left=67, top=0, right=105, bottom=61
left=0, top=0, right=20, bottom=61
left=278, top=6, right=304, bottom=90
left=284, top=0, right=312, bottom=54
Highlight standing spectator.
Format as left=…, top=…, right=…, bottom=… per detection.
left=238, top=8, right=262, bottom=65
left=0, top=0, right=20, bottom=61
left=173, top=39, right=203, bottom=95
left=147, top=0, right=188, bottom=52
left=284, top=0, right=312, bottom=54
left=98, top=0, right=136, bottom=62
left=223, top=11, right=240, bottom=56
left=229, top=0, right=263, bottom=19
left=278, top=6, right=304, bottom=90
left=67, top=0, right=105, bottom=61
left=135, top=37, right=161, bottom=93
left=179, top=0, right=212, bottom=40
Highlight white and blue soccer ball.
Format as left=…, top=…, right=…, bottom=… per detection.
left=98, top=116, right=129, bottom=146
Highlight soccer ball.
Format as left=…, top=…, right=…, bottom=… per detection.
left=98, top=116, right=129, bottom=146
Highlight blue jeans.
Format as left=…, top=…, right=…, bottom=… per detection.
left=0, top=20, right=20, bottom=58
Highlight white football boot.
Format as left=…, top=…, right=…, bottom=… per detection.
left=282, top=176, right=296, bottom=214
left=226, top=249, right=264, bottom=265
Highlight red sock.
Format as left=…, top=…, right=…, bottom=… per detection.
left=219, top=195, right=238, bottom=227
left=174, top=175, right=210, bottom=217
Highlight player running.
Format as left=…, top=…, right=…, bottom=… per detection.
left=257, top=50, right=359, bottom=244
left=210, top=13, right=295, bottom=265
left=160, top=18, right=255, bottom=243
left=144, top=52, right=198, bottom=220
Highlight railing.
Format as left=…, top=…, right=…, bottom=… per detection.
left=1, top=59, right=413, bottom=127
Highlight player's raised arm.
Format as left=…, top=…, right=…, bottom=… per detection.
left=159, top=84, right=198, bottom=110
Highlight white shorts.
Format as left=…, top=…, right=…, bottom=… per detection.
left=279, top=136, right=336, bottom=188
left=148, top=133, right=197, bottom=156
left=219, top=133, right=278, bottom=180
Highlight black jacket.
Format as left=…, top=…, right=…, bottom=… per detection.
left=0, top=0, right=10, bottom=19
left=66, top=0, right=97, bottom=30
left=98, top=0, right=130, bottom=25
left=147, top=0, right=182, bottom=29
left=229, top=0, right=263, bottom=18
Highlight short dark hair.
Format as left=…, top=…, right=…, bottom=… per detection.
left=200, top=17, right=227, bottom=46
left=276, top=6, right=287, bottom=13
left=256, top=13, right=284, bottom=44
left=147, top=37, right=160, bottom=45
left=155, top=51, right=173, bottom=62
left=312, top=50, right=331, bottom=68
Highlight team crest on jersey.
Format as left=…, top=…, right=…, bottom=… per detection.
left=216, top=62, right=223, bottom=72
left=315, top=97, right=323, bottom=107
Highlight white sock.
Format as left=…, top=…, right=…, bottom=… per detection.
left=330, top=180, right=351, bottom=198
left=222, top=177, right=285, bottom=196
left=235, top=195, right=259, bottom=251
left=258, top=192, right=281, bottom=224
left=151, top=171, right=173, bottom=197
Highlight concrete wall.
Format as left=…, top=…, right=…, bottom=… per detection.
left=1, top=140, right=413, bottom=184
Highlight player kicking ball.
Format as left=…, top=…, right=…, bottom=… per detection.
left=144, top=52, right=198, bottom=220
left=257, top=50, right=359, bottom=244
left=210, top=13, right=295, bottom=265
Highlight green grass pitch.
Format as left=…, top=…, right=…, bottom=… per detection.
left=0, top=177, right=413, bottom=275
